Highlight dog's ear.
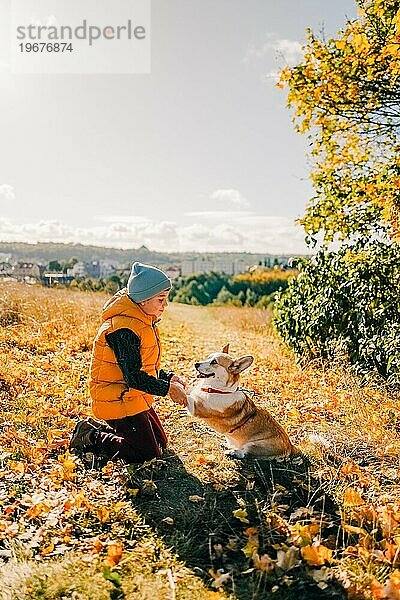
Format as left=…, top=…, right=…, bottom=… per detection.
left=221, top=343, right=230, bottom=354
left=228, top=355, right=254, bottom=373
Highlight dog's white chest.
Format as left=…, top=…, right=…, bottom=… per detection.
left=188, top=388, right=242, bottom=414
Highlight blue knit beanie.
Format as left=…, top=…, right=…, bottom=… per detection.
left=127, top=262, right=171, bottom=302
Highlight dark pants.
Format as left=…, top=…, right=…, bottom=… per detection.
left=94, top=407, right=168, bottom=464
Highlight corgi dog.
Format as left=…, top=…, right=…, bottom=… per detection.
left=186, top=344, right=296, bottom=459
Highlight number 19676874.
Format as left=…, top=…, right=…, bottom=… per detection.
left=19, top=43, right=73, bottom=52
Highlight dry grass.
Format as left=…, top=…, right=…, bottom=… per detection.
left=210, top=305, right=273, bottom=335
left=1, top=282, right=400, bottom=599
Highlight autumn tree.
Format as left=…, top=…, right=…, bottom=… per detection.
left=279, top=0, right=400, bottom=243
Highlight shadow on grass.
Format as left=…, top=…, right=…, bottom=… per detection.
left=129, top=451, right=347, bottom=600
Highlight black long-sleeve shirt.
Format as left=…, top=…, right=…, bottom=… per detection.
left=105, top=328, right=172, bottom=396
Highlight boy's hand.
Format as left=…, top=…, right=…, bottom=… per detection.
left=169, top=382, right=188, bottom=407
left=170, top=374, right=188, bottom=390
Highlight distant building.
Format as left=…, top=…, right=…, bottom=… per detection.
left=181, top=258, right=250, bottom=276
left=12, top=261, right=41, bottom=281
left=0, top=261, right=12, bottom=276
left=164, top=265, right=181, bottom=280
left=85, top=261, right=101, bottom=279
left=67, top=261, right=86, bottom=278
left=99, top=261, right=116, bottom=278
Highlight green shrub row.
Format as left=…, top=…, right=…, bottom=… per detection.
left=274, top=240, right=400, bottom=386
left=169, top=270, right=294, bottom=307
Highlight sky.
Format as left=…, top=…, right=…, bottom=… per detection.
left=0, top=0, right=357, bottom=254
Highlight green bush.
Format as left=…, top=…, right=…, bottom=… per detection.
left=170, top=270, right=295, bottom=307
left=274, top=240, right=400, bottom=386
left=170, top=272, right=228, bottom=305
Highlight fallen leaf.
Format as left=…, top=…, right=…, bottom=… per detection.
left=97, top=507, right=110, bottom=523
left=233, top=508, right=249, bottom=524
left=276, top=546, right=300, bottom=571
left=189, top=495, right=205, bottom=503
left=91, top=538, right=103, bottom=554
left=244, top=527, right=258, bottom=536
left=383, top=569, right=400, bottom=599
left=301, top=544, right=333, bottom=566
left=252, top=553, right=275, bottom=572
left=209, top=569, right=231, bottom=588
left=370, top=579, right=385, bottom=599
left=291, top=522, right=320, bottom=547
left=242, top=533, right=259, bottom=558
left=105, top=541, right=123, bottom=567
left=343, top=488, right=365, bottom=507
left=41, top=540, right=55, bottom=556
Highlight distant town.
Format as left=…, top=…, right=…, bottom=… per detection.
left=0, top=242, right=299, bottom=286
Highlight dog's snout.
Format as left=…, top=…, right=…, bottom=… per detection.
left=194, top=362, right=200, bottom=369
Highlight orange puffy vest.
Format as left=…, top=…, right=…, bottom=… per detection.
left=90, top=289, right=162, bottom=420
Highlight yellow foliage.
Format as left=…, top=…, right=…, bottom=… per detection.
left=278, top=0, right=400, bottom=239
left=232, top=509, right=249, bottom=524
left=301, top=544, right=333, bottom=566
left=343, top=488, right=365, bottom=507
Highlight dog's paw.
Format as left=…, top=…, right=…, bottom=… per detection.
left=186, top=395, right=195, bottom=416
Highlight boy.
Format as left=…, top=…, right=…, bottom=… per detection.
left=69, top=261, right=187, bottom=464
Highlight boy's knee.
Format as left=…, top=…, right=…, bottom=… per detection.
left=123, top=443, right=163, bottom=464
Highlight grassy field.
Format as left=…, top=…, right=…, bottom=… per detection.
left=1, top=282, right=400, bottom=599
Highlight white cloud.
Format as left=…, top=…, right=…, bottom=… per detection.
left=243, top=33, right=303, bottom=67
left=182, top=224, right=246, bottom=248
left=94, top=215, right=150, bottom=224
left=209, top=189, right=250, bottom=208
left=185, top=210, right=252, bottom=219
left=0, top=215, right=308, bottom=254
left=0, top=184, right=16, bottom=201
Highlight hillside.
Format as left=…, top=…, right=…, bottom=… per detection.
left=1, top=283, right=400, bottom=599
left=0, top=241, right=283, bottom=266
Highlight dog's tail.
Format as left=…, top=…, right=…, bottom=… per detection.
left=307, top=433, right=331, bottom=448
left=288, top=434, right=331, bottom=460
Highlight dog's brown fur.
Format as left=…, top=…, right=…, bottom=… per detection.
left=187, top=345, right=297, bottom=459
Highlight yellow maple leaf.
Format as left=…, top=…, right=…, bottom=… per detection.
left=393, top=10, right=400, bottom=36
left=232, top=508, right=249, bottom=524
left=26, top=502, right=51, bottom=519
left=352, top=32, right=369, bottom=54
left=8, top=460, right=25, bottom=475
left=58, top=451, right=76, bottom=481
left=301, top=544, right=333, bottom=566
left=291, top=522, right=320, bottom=547
left=343, top=488, right=365, bottom=507
left=242, top=532, right=259, bottom=558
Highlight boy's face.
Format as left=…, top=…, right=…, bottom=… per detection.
left=139, top=290, right=170, bottom=318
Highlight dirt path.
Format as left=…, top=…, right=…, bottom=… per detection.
left=131, top=305, right=348, bottom=599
